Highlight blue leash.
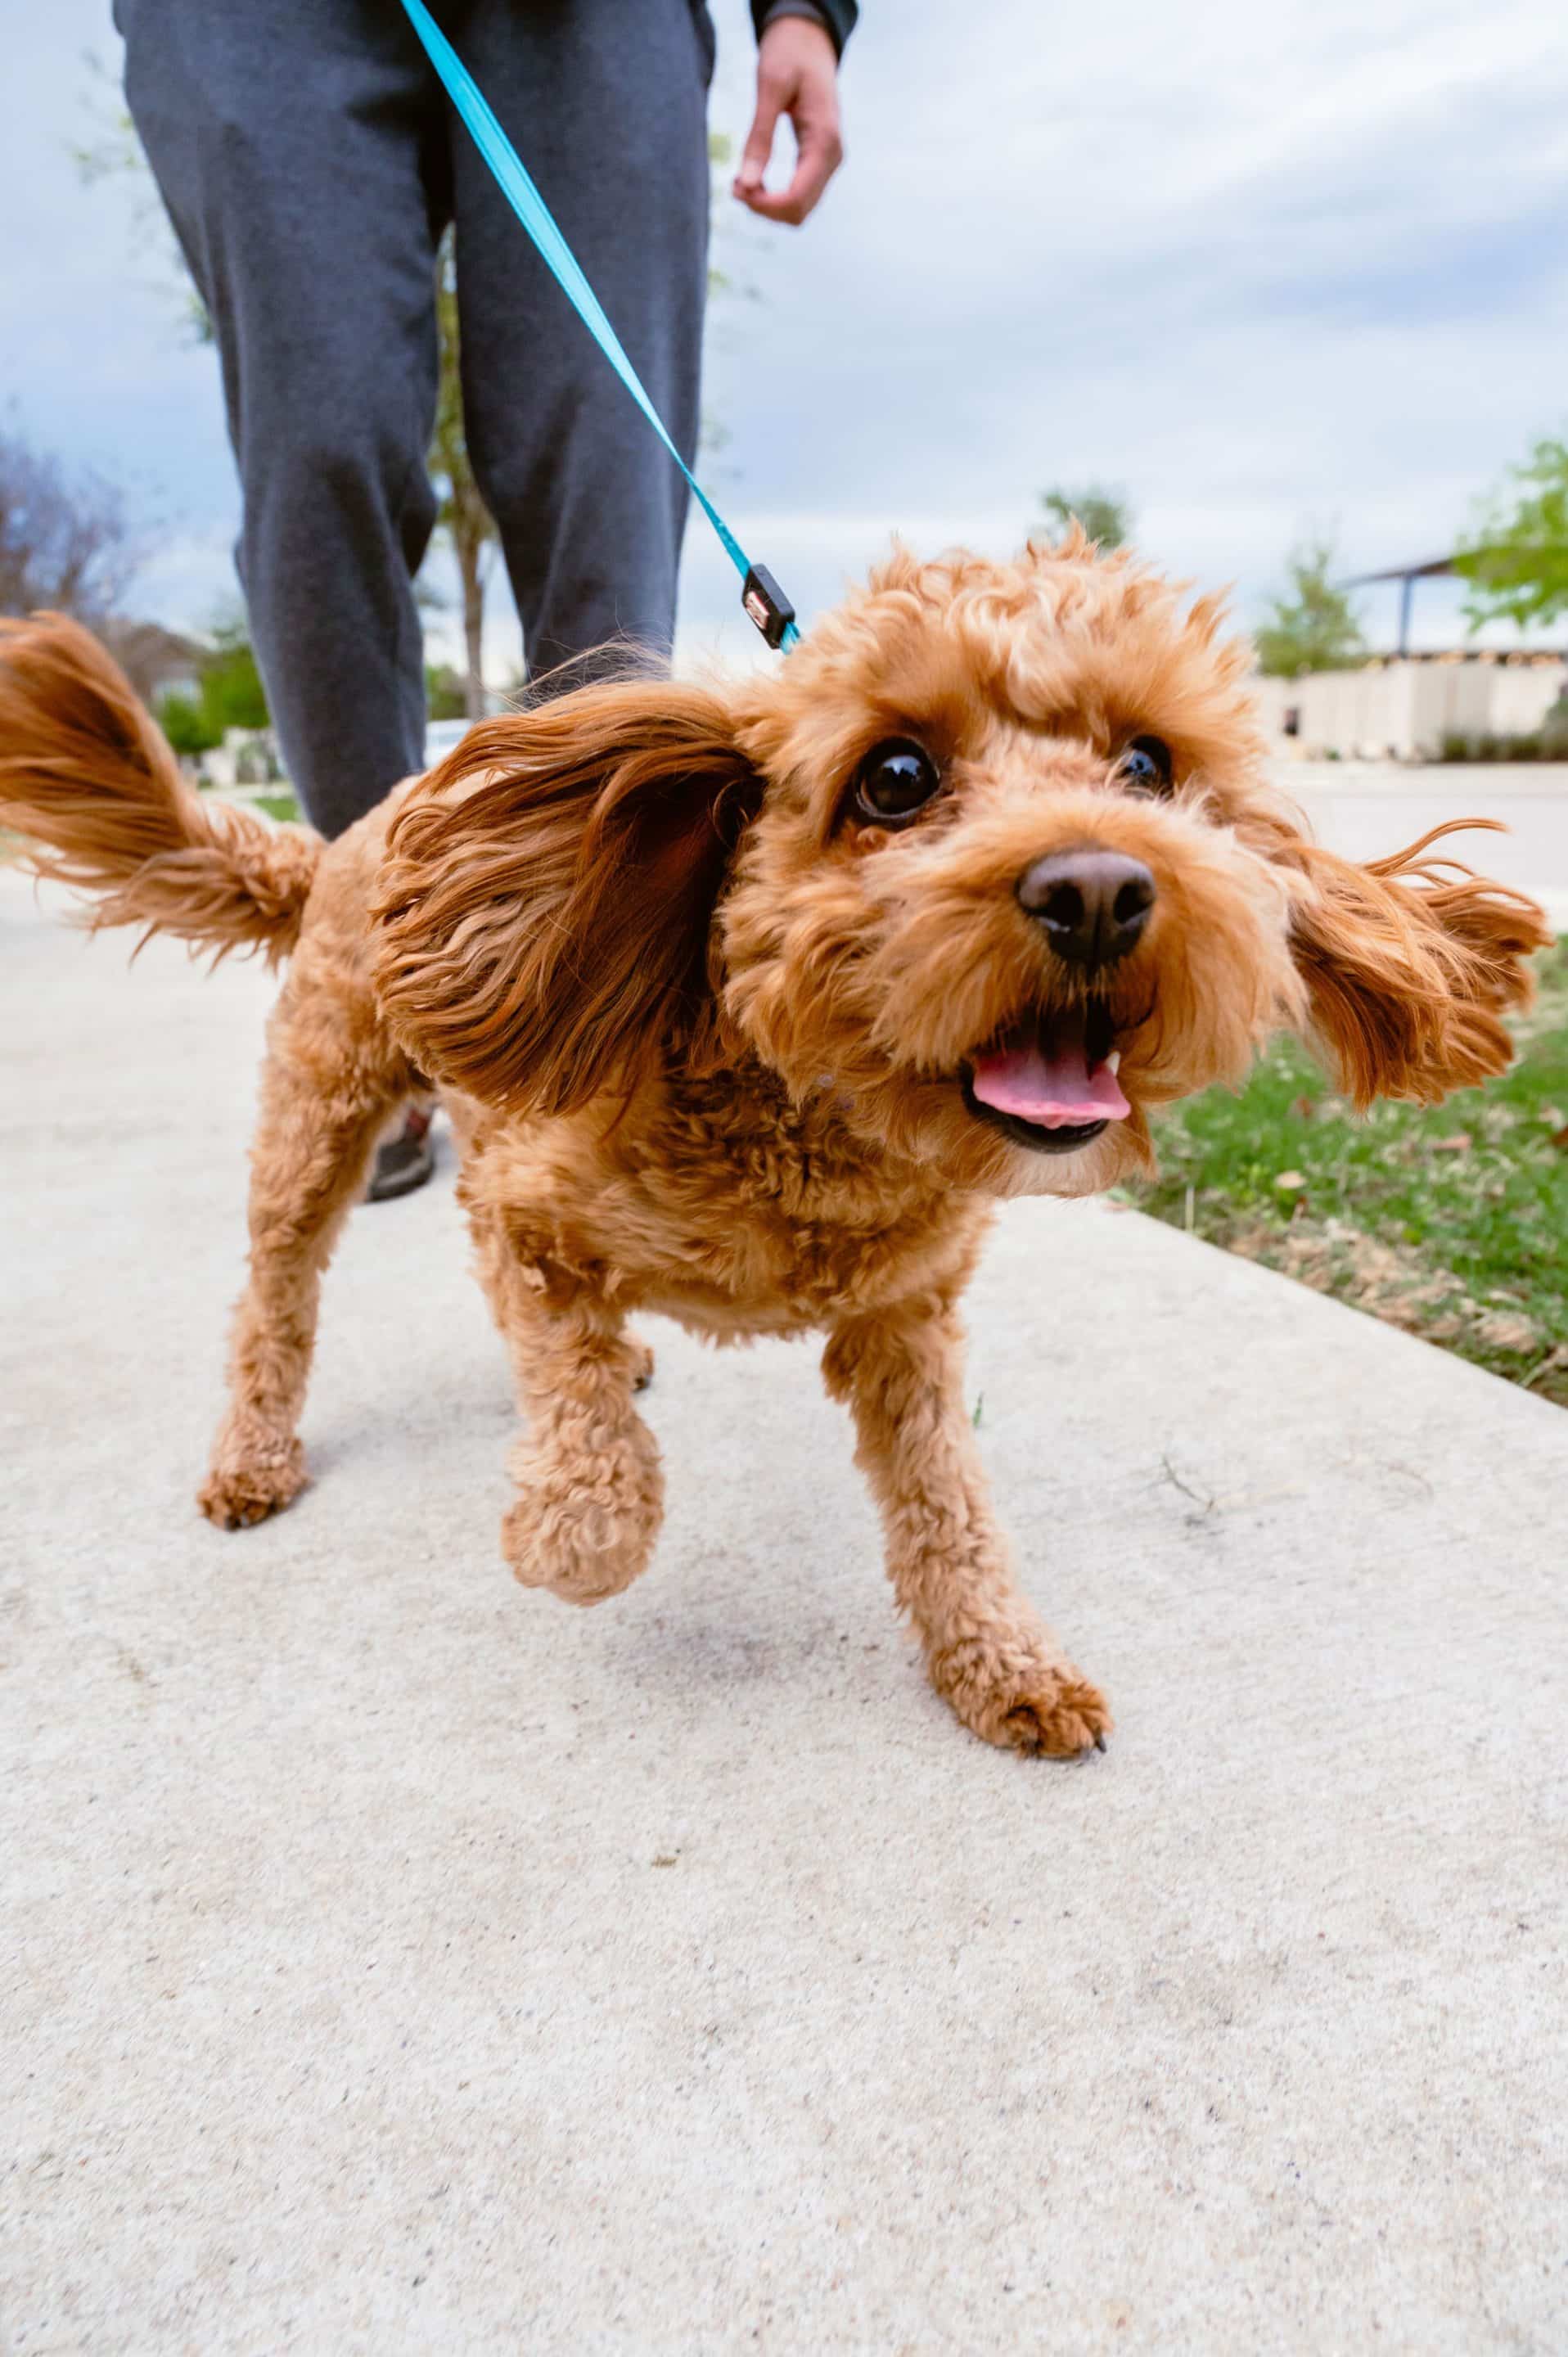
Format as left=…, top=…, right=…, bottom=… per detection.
left=399, top=0, right=799, bottom=653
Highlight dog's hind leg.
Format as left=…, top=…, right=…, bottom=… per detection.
left=468, top=1215, right=664, bottom=1605
left=199, top=954, right=412, bottom=1530
left=824, top=1300, right=1112, bottom=1758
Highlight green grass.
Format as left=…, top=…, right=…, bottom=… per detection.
left=1130, top=945, right=1568, bottom=1407
left=254, top=791, right=301, bottom=825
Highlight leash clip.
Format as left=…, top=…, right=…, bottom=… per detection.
left=742, top=565, right=797, bottom=652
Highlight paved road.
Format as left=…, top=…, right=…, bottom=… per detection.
left=3, top=871, right=1566, bottom=2355
left=1282, top=759, right=1568, bottom=928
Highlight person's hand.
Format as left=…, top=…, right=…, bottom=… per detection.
left=734, top=16, right=845, bottom=228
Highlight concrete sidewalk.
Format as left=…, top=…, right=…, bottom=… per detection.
left=2, top=866, right=1566, bottom=2357
left=1280, top=759, right=1568, bottom=932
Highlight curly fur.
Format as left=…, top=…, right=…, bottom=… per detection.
left=373, top=686, right=759, bottom=1112
left=2, top=543, right=1550, bottom=1758
left=0, top=612, right=319, bottom=964
left=1269, top=819, right=1544, bottom=1107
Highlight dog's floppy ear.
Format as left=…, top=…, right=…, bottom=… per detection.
left=1269, top=819, right=1551, bottom=1108
left=372, top=678, right=759, bottom=1114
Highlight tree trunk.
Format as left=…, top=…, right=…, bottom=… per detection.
left=458, top=538, right=485, bottom=720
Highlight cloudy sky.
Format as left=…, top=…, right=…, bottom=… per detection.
left=5, top=0, right=1566, bottom=679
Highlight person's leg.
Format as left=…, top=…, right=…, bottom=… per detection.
left=115, top=0, right=447, bottom=836
left=449, top=0, right=711, bottom=679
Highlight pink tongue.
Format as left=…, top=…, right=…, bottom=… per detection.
left=971, top=1039, right=1130, bottom=1128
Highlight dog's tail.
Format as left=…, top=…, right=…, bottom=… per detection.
left=0, top=612, right=321, bottom=966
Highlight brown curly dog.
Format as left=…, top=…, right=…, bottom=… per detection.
left=1, top=540, right=1550, bottom=1756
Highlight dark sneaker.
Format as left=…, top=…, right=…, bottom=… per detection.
left=366, top=1105, right=435, bottom=1202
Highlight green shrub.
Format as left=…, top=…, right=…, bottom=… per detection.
left=1539, top=694, right=1568, bottom=757
left=158, top=692, right=221, bottom=758
left=200, top=629, right=268, bottom=733
left=1439, top=728, right=1549, bottom=763
left=426, top=664, right=468, bottom=721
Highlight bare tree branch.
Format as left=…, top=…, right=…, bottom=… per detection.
left=0, top=429, right=137, bottom=623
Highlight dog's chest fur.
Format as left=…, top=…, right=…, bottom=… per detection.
left=459, top=1058, right=990, bottom=1340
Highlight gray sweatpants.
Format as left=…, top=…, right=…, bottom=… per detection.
left=115, top=0, right=712, bottom=836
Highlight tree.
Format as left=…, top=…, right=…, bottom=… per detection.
left=0, top=428, right=136, bottom=621
left=1453, top=432, right=1568, bottom=632
left=1038, top=484, right=1133, bottom=552
left=200, top=618, right=270, bottom=732
left=1254, top=535, right=1366, bottom=678
left=156, top=616, right=270, bottom=756
left=428, top=228, right=498, bottom=719
left=425, top=662, right=471, bottom=721
left=157, top=692, right=222, bottom=759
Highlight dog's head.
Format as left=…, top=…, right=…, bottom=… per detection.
left=372, top=540, right=1549, bottom=1197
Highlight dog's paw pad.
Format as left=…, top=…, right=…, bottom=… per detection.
left=935, top=1643, right=1112, bottom=1758
left=198, top=1444, right=306, bottom=1532
left=502, top=1496, right=658, bottom=1606
left=998, top=1676, right=1112, bottom=1759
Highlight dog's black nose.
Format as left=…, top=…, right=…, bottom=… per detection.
left=1016, top=849, right=1156, bottom=968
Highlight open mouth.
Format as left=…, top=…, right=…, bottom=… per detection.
left=961, top=998, right=1129, bottom=1156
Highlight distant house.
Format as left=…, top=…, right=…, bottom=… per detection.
left=96, top=619, right=205, bottom=710
left=1252, top=649, right=1567, bottom=762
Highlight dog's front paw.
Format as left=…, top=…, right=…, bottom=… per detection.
left=993, top=1674, right=1111, bottom=1757
left=502, top=1431, right=663, bottom=1606
left=198, top=1428, right=307, bottom=1530
left=933, top=1642, right=1112, bottom=1758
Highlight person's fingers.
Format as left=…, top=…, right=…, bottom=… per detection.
left=737, top=112, right=844, bottom=225
left=734, top=81, right=784, bottom=205
left=736, top=21, right=844, bottom=228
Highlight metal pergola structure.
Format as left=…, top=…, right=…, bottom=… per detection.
left=1345, top=547, right=1568, bottom=658
left=1342, top=556, right=1461, bottom=659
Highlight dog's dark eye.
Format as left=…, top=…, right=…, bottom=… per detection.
left=852, top=738, right=942, bottom=827
left=1119, top=736, right=1174, bottom=795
